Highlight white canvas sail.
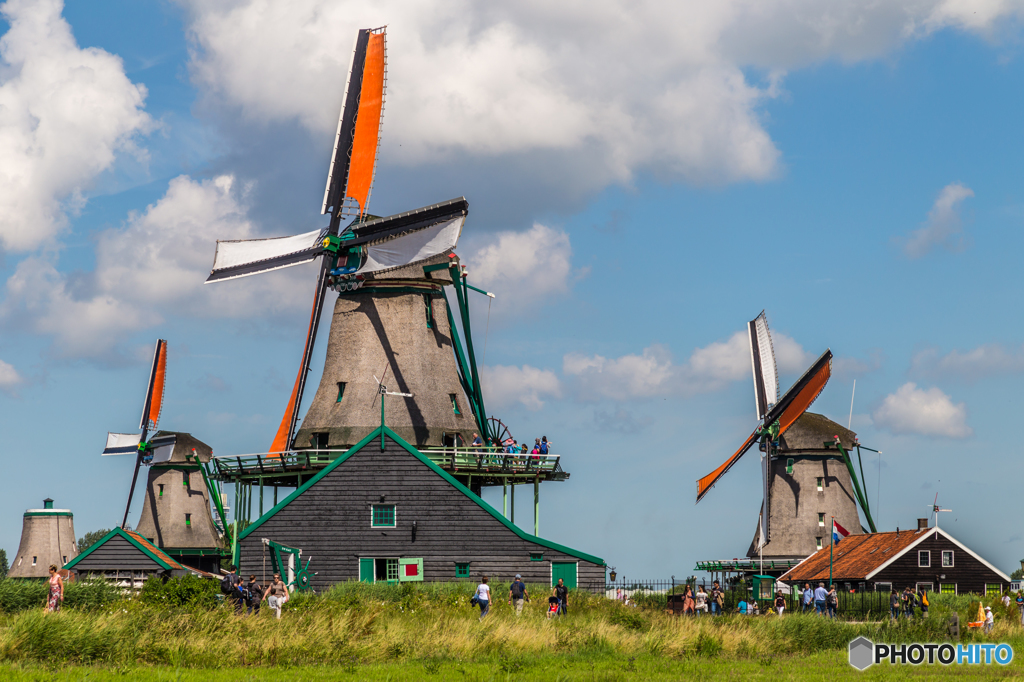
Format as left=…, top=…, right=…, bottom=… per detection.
left=207, top=228, right=324, bottom=282
left=103, top=432, right=142, bottom=455
left=356, top=215, right=464, bottom=274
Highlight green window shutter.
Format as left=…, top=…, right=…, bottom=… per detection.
left=551, top=562, right=577, bottom=589
left=530, top=552, right=543, bottom=561
left=336, top=382, right=346, bottom=403
left=786, top=458, right=794, bottom=475
left=424, top=294, right=434, bottom=329
left=450, top=394, right=461, bottom=415
left=399, top=558, right=424, bottom=582
left=456, top=562, right=470, bottom=578
left=359, top=558, right=374, bottom=583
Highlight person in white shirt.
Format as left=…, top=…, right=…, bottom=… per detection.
left=475, top=576, right=491, bottom=620
left=694, top=586, right=708, bottom=616
left=984, top=606, right=994, bottom=633
left=1002, top=593, right=1011, bottom=609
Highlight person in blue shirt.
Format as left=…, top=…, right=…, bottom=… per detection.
left=802, top=583, right=814, bottom=613
left=539, top=436, right=550, bottom=455
left=813, top=582, right=828, bottom=615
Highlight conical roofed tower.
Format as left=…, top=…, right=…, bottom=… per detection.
left=747, top=412, right=863, bottom=559
left=134, top=432, right=225, bottom=572
left=295, top=252, right=480, bottom=450
left=9, top=499, right=78, bottom=578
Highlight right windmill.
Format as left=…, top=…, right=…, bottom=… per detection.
left=696, top=311, right=878, bottom=561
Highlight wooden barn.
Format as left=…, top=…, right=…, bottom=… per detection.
left=777, top=520, right=1011, bottom=595
left=234, top=426, right=605, bottom=590
left=64, top=528, right=198, bottom=588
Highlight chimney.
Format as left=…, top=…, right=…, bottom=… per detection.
left=43, top=498, right=53, bottom=510
left=917, top=518, right=928, bottom=530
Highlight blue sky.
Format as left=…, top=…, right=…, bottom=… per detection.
left=2, top=0, right=1024, bottom=580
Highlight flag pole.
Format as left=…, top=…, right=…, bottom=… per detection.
left=829, top=516, right=834, bottom=589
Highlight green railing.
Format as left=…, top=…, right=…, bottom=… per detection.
left=210, top=447, right=562, bottom=479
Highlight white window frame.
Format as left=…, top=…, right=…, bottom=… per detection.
left=816, top=477, right=823, bottom=491
left=916, top=582, right=933, bottom=593
left=941, top=550, right=954, bottom=568
left=940, top=583, right=957, bottom=595
left=818, top=513, right=825, bottom=527
left=918, top=550, right=930, bottom=568
left=815, top=537, right=823, bottom=550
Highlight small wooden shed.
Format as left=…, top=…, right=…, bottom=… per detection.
left=64, top=528, right=191, bottom=588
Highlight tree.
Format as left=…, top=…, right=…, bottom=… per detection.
left=77, top=529, right=111, bottom=554
left=0, top=548, right=8, bottom=579
left=1012, top=567, right=1023, bottom=580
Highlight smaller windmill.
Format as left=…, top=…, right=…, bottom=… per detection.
left=372, top=362, right=413, bottom=450
left=102, top=340, right=177, bottom=528
left=929, top=493, right=952, bottom=534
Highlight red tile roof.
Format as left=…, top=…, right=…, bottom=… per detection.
left=124, top=530, right=185, bottom=570
left=778, top=528, right=930, bottom=583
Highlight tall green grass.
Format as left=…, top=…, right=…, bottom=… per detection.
left=0, top=578, right=1020, bottom=669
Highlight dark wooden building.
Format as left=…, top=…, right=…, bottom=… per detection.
left=235, top=426, right=605, bottom=590
left=64, top=528, right=194, bottom=588
left=778, top=521, right=1011, bottom=595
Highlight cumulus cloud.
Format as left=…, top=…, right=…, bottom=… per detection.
left=872, top=382, right=971, bottom=438
left=911, top=343, right=1024, bottom=382
left=563, top=329, right=816, bottom=401
left=901, top=182, right=974, bottom=258
left=178, top=1, right=1024, bottom=196
left=2, top=175, right=312, bottom=359
left=465, top=223, right=578, bottom=312
left=0, top=358, right=23, bottom=394
left=481, top=364, right=562, bottom=411
left=0, top=0, right=151, bottom=252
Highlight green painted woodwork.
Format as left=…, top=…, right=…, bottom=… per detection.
left=450, top=394, right=460, bottom=415
left=424, top=294, right=434, bottom=329
left=336, top=382, right=346, bottom=402
left=530, top=553, right=543, bottom=561
left=371, top=504, right=396, bottom=527
left=359, top=558, right=374, bottom=583
left=399, top=557, right=424, bottom=582
left=22, top=511, right=72, bottom=517
left=237, top=425, right=606, bottom=567
left=786, top=458, right=794, bottom=474
left=551, top=562, right=577, bottom=588
left=456, top=562, right=470, bottom=578
left=64, top=528, right=180, bottom=571
left=752, top=575, right=775, bottom=600
left=831, top=441, right=877, bottom=533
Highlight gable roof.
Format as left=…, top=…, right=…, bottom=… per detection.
left=64, top=527, right=185, bottom=572
left=778, top=527, right=1011, bottom=584
left=237, top=425, right=605, bottom=566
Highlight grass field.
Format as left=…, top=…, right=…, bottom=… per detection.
left=1, top=579, right=1021, bottom=680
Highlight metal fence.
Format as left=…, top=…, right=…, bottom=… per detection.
left=581, top=578, right=892, bottom=618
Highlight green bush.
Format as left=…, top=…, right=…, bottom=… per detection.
left=0, top=578, right=121, bottom=614
left=140, top=574, right=220, bottom=609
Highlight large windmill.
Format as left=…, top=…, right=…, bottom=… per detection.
left=696, top=312, right=877, bottom=560
left=102, top=340, right=226, bottom=571
left=205, top=27, right=489, bottom=454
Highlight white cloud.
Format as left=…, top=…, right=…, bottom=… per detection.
left=0, top=0, right=151, bottom=252
left=901, top=182, right=974, bottom=258
left=0, top=358, right=23, bottom=394
left=481, top=364, right=562, bottom=411
left=2, top=175, right=312, bottom=359
left=465, top=223, right=577, bottom=312
left=872, top=382, right=971, bottom=438
left=564, top=330, right=815, bottom=401
left=911, top=343, right=1024, bottom=382
left=178, top=1, right=1024, bottom=195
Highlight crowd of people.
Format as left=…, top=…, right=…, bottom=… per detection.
left=471, top=574, right=570, bottom=621
left=222, top=565, right=289, bottom=618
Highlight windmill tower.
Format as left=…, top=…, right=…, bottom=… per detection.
left=696, top=312, right=878, bottom=561
left=102, top=340, right=226, bottom=571
left=205, top=27, right=489, bottom=453
left=8, top=499, right=78, bottom=578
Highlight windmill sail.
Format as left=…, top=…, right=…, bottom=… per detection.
left=748, top=311, right=778, bottom=420
left=759, top=451, right=770, bottom=548
left=206, top=229, right=325, bottom=283
left=696, top=349, right=832, bottom=504
left=141, top=340, right=167, bottom=432
left=356, top=214, right=464, bottom=274
left=323, top=27, right=387, bottom=218
left=103, top=432, right=143, bottom=455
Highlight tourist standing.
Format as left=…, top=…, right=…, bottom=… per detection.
left=224, top=565, right=244, bottom=615
left=695, top=585, right=708, bottom=616
left=774, top=592, right=786, bottom=615
left=264, top=572, right=287, bottom=619
left=554, top=578, right=569, bottom=616
left=539, top=437, right=550, bottom=454
left=1016, top=592, right=1024, bottom=625
left=902, top=587, right=916, bottom=619
left=509, top=574, right=529, bottom=615
left=919, top=588, right=929, bottom=618
left=475, top=576, right=491, bottom=620
left=45, top=565, right=63, bottom=613
left=984, top=606, right=994, bottom=634
left=813, top=582, right=828, bottom=615
left=710, top=581, right=723, bottom=615
left=682, top=585, right=695, bottom=615
left=802, top=583, right=814, bottom=613
left=826, top=585, right=838, bottom=619
left=246, top=575, right=263, bottom=616
left=889, top=589, right=900, bottom=620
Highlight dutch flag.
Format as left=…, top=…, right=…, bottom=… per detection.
left=832, top=520, right=850, bottom=544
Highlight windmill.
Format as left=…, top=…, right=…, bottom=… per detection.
left=205, top=26, right=492, bottom=455
left=101, top=340, right=226, bottom=570
left=696, top=312, right=877, bottom=559
left=929, top=493, right=952, bottom=534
